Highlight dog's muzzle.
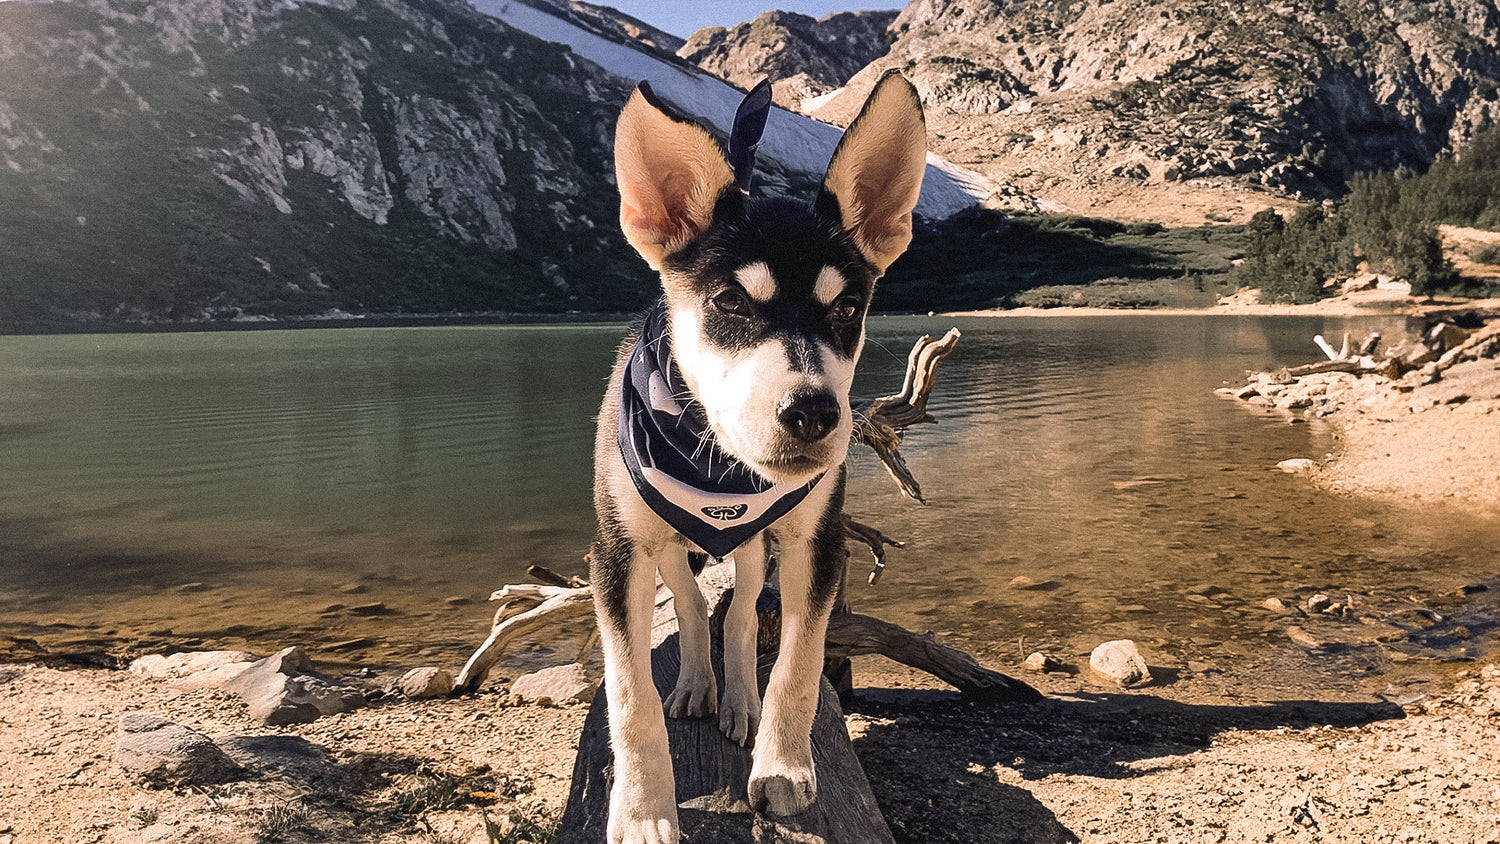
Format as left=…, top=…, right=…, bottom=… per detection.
left=777, top=389, right=841, bottom=443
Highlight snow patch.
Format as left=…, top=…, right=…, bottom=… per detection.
left=469, top=0, right=990, bottom=219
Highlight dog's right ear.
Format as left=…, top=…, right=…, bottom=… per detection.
left=615, top=82, right=736, bottom=270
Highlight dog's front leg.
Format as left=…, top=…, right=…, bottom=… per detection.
left=720, top=534, right=767, bottom=746
left=594, top=539, right=679, bottom=844
left=748, top=487, right=845, bottom=816
left=660, top=548, right=716, bottom=718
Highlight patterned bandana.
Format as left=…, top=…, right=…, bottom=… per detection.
left=617, top=300, right=824, bottom=560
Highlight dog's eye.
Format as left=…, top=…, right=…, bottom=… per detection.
left=830, top=296, right=862, bottom=323
left=712, top=289, right=752, bottom=317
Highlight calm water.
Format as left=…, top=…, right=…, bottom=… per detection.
left=2, top=315, right=1496, bottom=695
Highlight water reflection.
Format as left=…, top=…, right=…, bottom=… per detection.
left=1, top=316, right=1494, bottom=694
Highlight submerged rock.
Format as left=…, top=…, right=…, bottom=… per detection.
left=1023, top=652, right=1066, bottom=672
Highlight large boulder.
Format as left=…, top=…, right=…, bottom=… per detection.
left=223, top=646, right=366, bottom=725
left=116, top=712, right=243, bottom=786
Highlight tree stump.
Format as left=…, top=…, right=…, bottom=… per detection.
left=559, top=580, right=895, bottom=843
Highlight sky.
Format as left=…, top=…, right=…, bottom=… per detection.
left=599, top=1, right=908, bottom=39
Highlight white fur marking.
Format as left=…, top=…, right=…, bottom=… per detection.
left=736, top=262, right=776, bottom=303
left=813, top=266, right=846, bottom=306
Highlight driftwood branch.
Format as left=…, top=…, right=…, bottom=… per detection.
left=453, top=583, right=595, bottom=694
left=825, top=613, right=1041, bottom=703
left=852, top=328, right=961, bottom=503
left=842, top=513, right=905, bottom=586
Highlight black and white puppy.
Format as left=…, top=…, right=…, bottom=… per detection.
left=592, top=71, right=927, bottom=844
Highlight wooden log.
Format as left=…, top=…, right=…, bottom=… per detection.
left=824, top=613, right=1042, bottom=703
left=559, top=625, right=894, bottom=843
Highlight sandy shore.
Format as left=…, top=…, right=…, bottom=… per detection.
left=5, top=302, right=1500, bottom=844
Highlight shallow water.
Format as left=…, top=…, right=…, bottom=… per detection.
left=1, top=315, right=1495, bottom=694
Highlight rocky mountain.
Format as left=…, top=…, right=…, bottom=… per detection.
left=677, top=9, right=897, bottom=112
left=0, top=0, right=994, bottom=330
left=0, top=0, right=656, bottom=329
left=713, top=0, right=1499, bottom=225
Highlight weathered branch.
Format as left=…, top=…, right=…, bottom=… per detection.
left=852, top=328, right=962, bottom=503
left=453, top=584, right=595, bottom=694
left=842, top=513, right=906, bottom=586
left=824, top=613, right=1042, bottom=703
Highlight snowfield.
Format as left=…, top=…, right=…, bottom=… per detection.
left=470, top=0, right=991, bottom=219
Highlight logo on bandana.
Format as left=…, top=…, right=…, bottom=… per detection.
left=701, top=504, right=748, bottom=521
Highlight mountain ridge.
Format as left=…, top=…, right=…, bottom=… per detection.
left=683, top=0, right=1500, bottom=226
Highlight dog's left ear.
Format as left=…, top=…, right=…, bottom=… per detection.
left=817, top=71, right=927, bottom=274
left=615, top=82, right=736, bottom=270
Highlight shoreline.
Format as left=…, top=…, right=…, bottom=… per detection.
left=8, top=294, right=1500, bottom=337
left=945, top=293, right=1500, bottom=320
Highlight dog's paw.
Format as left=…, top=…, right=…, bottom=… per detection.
left=748, top=763, right=817, bottom=817
left=664, top=674, right=717, bottom=719
left=607, top=815, right=678, bottom=844
left=718, top=684, right=760, bottom=746
left=608, top=788, right=679, bottom=844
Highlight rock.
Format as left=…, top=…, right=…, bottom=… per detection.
left=395, top=666, right=455, bottom=699
left=1007, top=575, right=1062, bottom=590
left=1089, top=640, right=1152, bottom=687
left=1263, top=597, right=1287, bottom=612
left=1305, top=593, right=1333, bottom=613
left=509, top=663, right=597, bottom=705
left=116, top=712, right=242, bottom=786
left=1022, top=652, right=1065, bottom=672
left=1277, top=458, right=1318, bottom=473
left=128, top=650, right=257, bottom=680
left=346, top=602, right=390, bottom=616
left=1286, top=626, right=1324, bottom=649
left=223, top=646, right=365, bottom=725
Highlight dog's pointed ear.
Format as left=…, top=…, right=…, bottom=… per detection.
left=818, top=71, right=927, bottom=274
left=615, top=82, right=736, bottom=269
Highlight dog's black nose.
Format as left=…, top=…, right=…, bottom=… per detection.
left=777, top=390, right=840, bottom=443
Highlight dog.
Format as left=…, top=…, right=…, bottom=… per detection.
left=592, top=70, right=927, bottom=843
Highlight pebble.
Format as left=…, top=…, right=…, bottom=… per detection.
left=396, top=666, right=455, bottom=699
left=1022, top=652, right=1065, bottom=672
left=1007, top=575, right=1061, bottom=590
left=1286, top=626, right=1324, bottom=649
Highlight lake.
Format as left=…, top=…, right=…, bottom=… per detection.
left=2, top=315, right=1495, bottom=697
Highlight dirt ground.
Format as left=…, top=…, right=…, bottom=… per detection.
left=2, top=654, right=1498, bottom=844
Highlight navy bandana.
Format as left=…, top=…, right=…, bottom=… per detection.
left=617, top=300, right=825, bottom=559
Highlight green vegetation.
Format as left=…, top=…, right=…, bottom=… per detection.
left=1233, top=123, right=1500, bottom=302
left=484, top=809, right=561, bottom=844
left=879, top=210, right=1246, bottom=311
left=0, top=0, right=652, bottom=332
left=1473, top=244, right=1500, bottom=265
left=255, top=800, right=313, bottom=842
